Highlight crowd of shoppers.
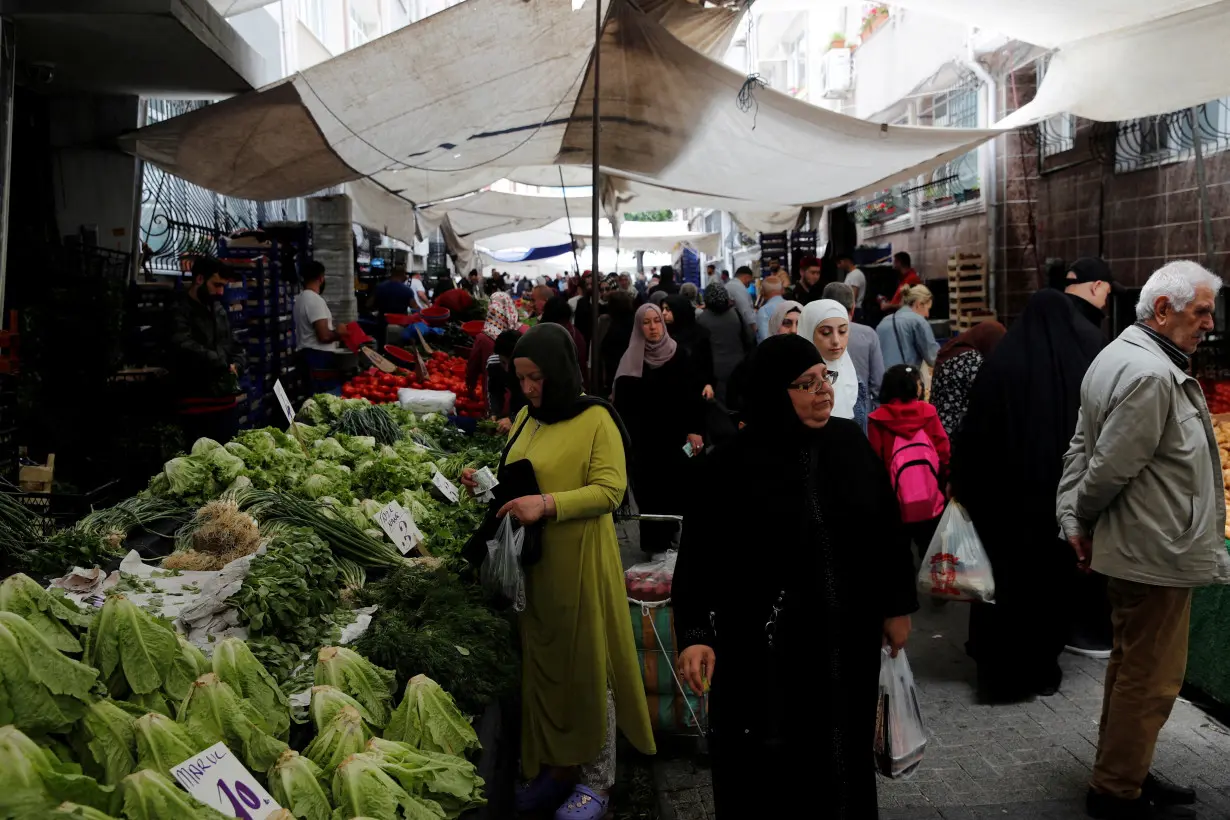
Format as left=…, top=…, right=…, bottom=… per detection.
left=450, top=254, right=1225, bottom=820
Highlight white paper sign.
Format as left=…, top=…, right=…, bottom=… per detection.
left=431, top=469, right=460, bottom=504
left=376, top=499, right=424, bottom=555
left=171, top=742, right=281, bottom=819
left=272, top=380, right=296, bottom=427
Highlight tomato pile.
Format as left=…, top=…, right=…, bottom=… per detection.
left=341, top=351, right=488, bottom=418
left=1203, top=379, right=1230, bottom=415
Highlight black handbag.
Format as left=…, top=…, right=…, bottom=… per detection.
left=462, top=416, right=545, bottom=569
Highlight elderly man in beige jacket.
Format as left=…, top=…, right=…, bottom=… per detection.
left=1057, top=261, right=1230, bottom=820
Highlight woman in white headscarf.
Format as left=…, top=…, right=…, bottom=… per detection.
left=798, top=299, right=859, bottom=421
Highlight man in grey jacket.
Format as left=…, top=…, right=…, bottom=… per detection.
left=1057, top=261, right=1229, bottom=820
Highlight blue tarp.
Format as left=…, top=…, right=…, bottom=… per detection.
left=486, top=242, right=575, bottom=263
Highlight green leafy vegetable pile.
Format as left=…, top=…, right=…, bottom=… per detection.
left=0, top=600, right=486, bottom=820
left=355, top=564, right=518, bottom=714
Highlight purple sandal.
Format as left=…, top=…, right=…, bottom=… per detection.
left=515, top=771, right=573, bottom=813
left=554, top=785, right=610, bottom=819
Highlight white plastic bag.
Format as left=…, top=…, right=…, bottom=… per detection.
left=874, top=648, right=927, bottom=779
left=625, top=551, right=677, bottom=602
left=480, top=516, right=526, bottom=611
left=397, top=387, right=456, bottom=415
left=917, top=501, right=995, bottom=603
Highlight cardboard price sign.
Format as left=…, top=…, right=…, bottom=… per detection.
left=431, top=469, right=460, bottom=504
left=376, top=499, right=425, bottom=555
left=272, top=380, right=296, bottom=427
left=171, top=742, right=281, bottom=819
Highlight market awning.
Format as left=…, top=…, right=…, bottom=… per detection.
left=121, top=0, right=999, bottom=241
left=416, top=191, right=594, bottom=241
left=892, top=0, right=1230, bottom=124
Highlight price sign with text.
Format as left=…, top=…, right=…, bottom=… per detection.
left=272, top=380, right=296, bottom=427
left=431, top=468, right=460, bottom=504
left=376, top=499, right=424, bottom=555
left=171, top=742, right=280, bottom=819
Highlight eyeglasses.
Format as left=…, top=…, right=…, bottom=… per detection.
left=788, top=371, right=839, bottom=393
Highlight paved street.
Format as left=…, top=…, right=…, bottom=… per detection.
left=651, top=600, right=1230, bottom=819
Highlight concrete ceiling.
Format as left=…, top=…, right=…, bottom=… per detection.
left=1, top=0, right=267, bottom=96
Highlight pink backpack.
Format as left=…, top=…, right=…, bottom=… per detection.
left=888, top=429, right=945, bottom=524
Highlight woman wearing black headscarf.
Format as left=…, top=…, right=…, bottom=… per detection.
left=662, top=295, right=715, bottom=400
left=541, top=295, right=588, bottom=385
left=597, top=291, right=636, bottom=398
left=951, top=288, right=1106, bottom=700
left=462, top=324, right=655, bottom=818
left=673, top=334, right=917, bottom=817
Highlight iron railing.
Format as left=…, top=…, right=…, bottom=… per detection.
left=139, top=99, right=309, bottom=274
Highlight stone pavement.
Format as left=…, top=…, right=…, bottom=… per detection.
left=652, top=601, right=1230, bottom=820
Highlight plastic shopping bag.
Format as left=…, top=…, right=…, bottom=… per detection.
left=874, top=648, right=927, bottom=779
left=917, top=501, right=996, bottom=603
left=625, top=551, right=677, bottom=602
left=480, top=516, right=526, bottom=611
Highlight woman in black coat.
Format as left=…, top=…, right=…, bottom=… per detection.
left=951, top=288, right=1106, bottom=700
left=662, top=294, right=715, bottom=399
left=673, top=334, right=917, bottom=817
left=612, top=303, right=706, bottom=554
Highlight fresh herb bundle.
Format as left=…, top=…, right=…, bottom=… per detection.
left=329, top=404, right=403, bottom=446
left=355, top=564, right=517, bottom=714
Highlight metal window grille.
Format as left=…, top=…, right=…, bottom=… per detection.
left=140, top=100, right=312, bottom=273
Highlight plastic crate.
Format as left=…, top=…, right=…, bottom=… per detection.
left=7, top=480, right=121, bottom=536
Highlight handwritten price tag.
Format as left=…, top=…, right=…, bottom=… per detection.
left=431, top=469, right=460, bottom=504
left=376, top=500, right=424, bottom=555
left=171, top=742, right=280, bottom=819
left=272, top=380, right=296, bottom=427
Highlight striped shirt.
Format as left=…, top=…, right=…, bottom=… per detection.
left=1134, top=321, right=1190, bottom=371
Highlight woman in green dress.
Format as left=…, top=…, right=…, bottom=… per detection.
left=463, top=323, right=655, bottom=819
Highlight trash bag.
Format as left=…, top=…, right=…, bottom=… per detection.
left=480, top=515, right=526, bottom=611
left=874, top=648, right=927, bottom=779
left=625, top=551, right=677, bottom=602
left=917, top=500, right=996, bottom=603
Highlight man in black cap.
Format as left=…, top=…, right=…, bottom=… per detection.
left=1064, top=257, right=1122, bottom=331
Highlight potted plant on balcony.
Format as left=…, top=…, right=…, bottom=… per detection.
left=861, top=5, right=890, bottom=39
left=830, top=31, right=846, bottom=49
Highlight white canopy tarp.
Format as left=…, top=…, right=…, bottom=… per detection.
left=124, top=0, right=999, bottom=249
left=891, top=0, right=1230, bottom=124
left=999, top=1, right=1230, bottom=125
left=417, top=190, right=593, bottom=241
left=208, top=0, right=277, bottom=17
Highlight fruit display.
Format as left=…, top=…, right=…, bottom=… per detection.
left=1203, top=380, right=1230, bottom=415
left=341, top=352, right=487, bottom=418
left=1215, top=418, right=1230, bottom=539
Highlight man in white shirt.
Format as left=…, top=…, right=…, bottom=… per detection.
left=294, top=261, right=347, bottom=352
left=837, top=253, right=867, bottom=320
left=409, top=271, right=431, bottom=310
left=704, top=263, right=721, bottom=289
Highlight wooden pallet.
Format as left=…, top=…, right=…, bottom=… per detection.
left=947, top=254, right=989, bottom=323
left=953, top=311, right=999, bottom=331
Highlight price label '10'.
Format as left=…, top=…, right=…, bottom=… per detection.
left=171, top=742, right=281, bottom=819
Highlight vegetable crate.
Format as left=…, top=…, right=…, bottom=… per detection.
left=6, top=479, right=121, bottom=536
